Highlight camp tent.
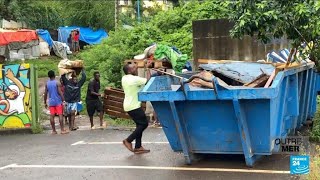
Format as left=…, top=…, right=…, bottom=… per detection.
left=57, top=26, right=108, bottom=46
left=36, top=29, right=52, bottom=56
left=36, top=29, right=73, bottom=59
left=0, top=29, right=40, bottom=61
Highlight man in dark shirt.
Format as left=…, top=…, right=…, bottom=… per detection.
left=86, top=71, right=104, bottom=129
left=61, top=69, right=86, bottom=131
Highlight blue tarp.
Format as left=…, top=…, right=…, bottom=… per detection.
left=36, top=29, right=54, bottom=48
left=58, top=26, right=108, bottom=45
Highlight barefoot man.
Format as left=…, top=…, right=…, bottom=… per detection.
left=44, top=70, right=68, bottom=134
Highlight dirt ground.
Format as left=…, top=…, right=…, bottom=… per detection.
left=38, top=77, right=103, bottom=130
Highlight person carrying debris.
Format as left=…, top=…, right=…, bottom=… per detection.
left=61, top=69, right=86, bottom=131
left=86, top=71, right=104, bottom=129
left=44, top=70, right=68, bottom=135
left=122, top=62, right=152, bottom=154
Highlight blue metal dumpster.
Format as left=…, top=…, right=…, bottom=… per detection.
left=139, top=61, right=319, bottom=167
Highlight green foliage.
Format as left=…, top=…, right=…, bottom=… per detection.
left=105, top=117, right=135, bottom=127
left=229, top=0, right=320, bottom=68
left=0, top=0, right=32, bottom=21
left=0, top=0, right=64, bottom=29
left=0, top=0, right=115, bottom=30
left=61, top=1, right=115, bottom=30
left=311, top=104, right=320, bottom=142
left=31, top=122, right=43, bottom=134
left=80, top=0, right=231, bottom=88
left=5, top=57, right=61, bottom=78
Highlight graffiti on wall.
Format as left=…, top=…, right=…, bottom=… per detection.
left=0, top=64, right=32, bottom=128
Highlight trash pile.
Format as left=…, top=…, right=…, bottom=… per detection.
left=188, top=45, right=315, bottom=89
left=133, top=43, right=189, bottom=72
left=265, top=48, right=311, bottom=64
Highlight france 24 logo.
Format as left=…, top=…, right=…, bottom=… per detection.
left=290, top=155, right=309, bottom=174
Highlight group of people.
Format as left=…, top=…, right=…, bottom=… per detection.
left=44, top=69, right=104, bottom=134
left=67, top=29, right=80, bottom=52
left=45, top=61, right=156, bottom=154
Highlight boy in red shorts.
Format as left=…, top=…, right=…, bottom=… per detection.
left=44, top=70, right=69, bottom=134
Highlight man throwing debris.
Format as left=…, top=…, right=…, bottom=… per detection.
left=44, top=70, right=68, bottom=134
left=86, top=71, right=104, bottom=129
left=122, top=62, right=152, bottom=154
left=61, top=69, right=86, bottom=131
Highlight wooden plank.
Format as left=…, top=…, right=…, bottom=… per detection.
left=104, top=89, right=124, bottom=98
left=105, top=99, right=123, bottom=108
left=106, top=95, right=124, bottom=103
left=264, top=70, right=276, bottom=88
left=105, top=87, right=124, bottom=93
left=244, top=74, right=269, bottom=88
left=109, top=87, right=123, bottom=92
left=106, top=110, right=131, bottom=119
left=105, top=105, right=125, bottom=113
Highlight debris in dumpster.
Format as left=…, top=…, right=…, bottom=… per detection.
left=189, top=71, right=214, bottom=89
left=199, top=62, right=275, bottom=85
left=244, top=73, right=270, bottom=88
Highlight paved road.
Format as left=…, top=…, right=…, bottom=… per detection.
left=0, top=129, right=302, bottom=180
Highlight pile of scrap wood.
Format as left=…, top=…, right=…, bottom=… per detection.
left=104, top=87, right=146, bottom=119
left=58, top=59, right=84, bottom=77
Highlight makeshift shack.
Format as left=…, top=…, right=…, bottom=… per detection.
left=0, top=29, right=40, bottom=61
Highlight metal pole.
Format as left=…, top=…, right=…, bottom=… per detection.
left=114, top=0, right=118, bottom=28
left=137, top=0, right=141, bottom=22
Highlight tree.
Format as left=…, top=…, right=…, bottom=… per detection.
left=61, top=1, right=115, bottom=30
left=0, top=0, right=64, bottom=29
left=229, top=0, right=320, bottom=68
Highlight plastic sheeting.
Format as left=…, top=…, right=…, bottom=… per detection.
left=39, top=41, right=50, bottom=56
left=58, top=26, right=108, bottom=45
left=52, top=41, right=68, bottom=59
left=0, top=30, right=38, bottom=46
left=37, top=29, right=53, bottom=48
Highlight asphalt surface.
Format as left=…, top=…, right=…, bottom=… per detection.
left=0, top=128, right=303, bottom=180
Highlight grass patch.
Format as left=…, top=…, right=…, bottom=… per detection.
left=5, top=56, right=61, bottom=78
left=311, top=100, right=320, bottom=142
left=105, top=116, right=135, bottom=127
left=4, top=54, right=79, bottom=78
left=31, top=123, right=43, bottom=134
left=309, top=145, right=320, bottom=180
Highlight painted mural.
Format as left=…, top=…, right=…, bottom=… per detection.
left=0, top=64, right=32, bottom=128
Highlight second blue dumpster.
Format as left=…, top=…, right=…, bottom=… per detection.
left=139, top=61, right=319, bottom=167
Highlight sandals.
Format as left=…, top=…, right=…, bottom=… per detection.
left=134, top=147, right=150, bottom=154
left=61, top=130, right=69, bottom=134
left=71, top=127, right=77, bottom=131
left=122, top=140, right=133, bottom=152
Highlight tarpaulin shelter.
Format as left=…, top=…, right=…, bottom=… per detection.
left=36, top=29, right=53, bottom=48
left=57, top=26, right=108, bottom=45
left=0, top=29, right=40, bottom=61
